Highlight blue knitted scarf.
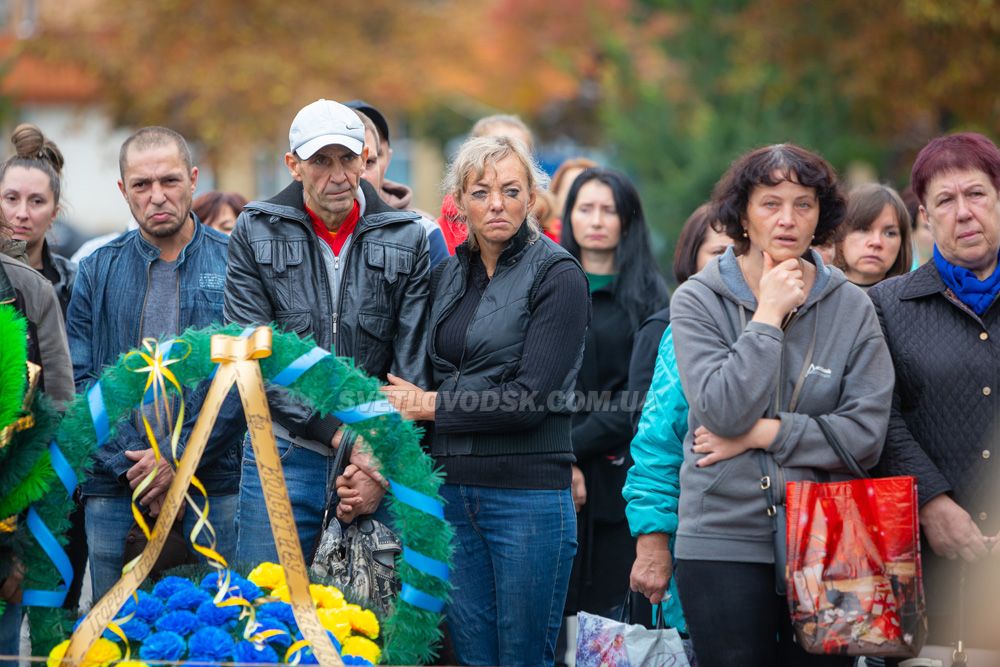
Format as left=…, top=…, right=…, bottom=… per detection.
left=933, top=245, right=1000, bottom=315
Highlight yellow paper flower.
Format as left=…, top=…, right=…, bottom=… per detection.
left=342, top=635, right=381, bottom=664
left=247, top=562, right=286, bottom=590
left=116, top=662, right=152, bottom=667
left=349, top=608, right=380, bottom=639
left=47, top=638, right=122, bottom=667
left=310, top=584, right=345, bottom=609
left=269, top=584, right=291, bottom=602
left=317, top=607, right=353, bottom=643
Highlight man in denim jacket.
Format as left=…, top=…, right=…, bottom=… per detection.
left=66, top=127, right=244, bottom=598
left=225, top=99, right=429, bottom=563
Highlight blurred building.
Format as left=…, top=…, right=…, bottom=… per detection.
left=0, top=0, right=133, bottom=236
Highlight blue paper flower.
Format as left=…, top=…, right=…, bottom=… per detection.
left=116, top=595, right=136, bottom=618
left=257, top=600, right=296, bottom=627
left=200, top=571, right=263, bottom=602
left=152, top=576, right=196, bottom=601
left=167, top=586, right=212, bottom=612
left=247, top=618, right=291, bottom=650
left=188, top=626, right=235, bottom=662
left=155, top=610, right=202, bottom=636
left=199, top=570, right=234, bottom=593
left=343, top=656, right=375, bottom=667
left=133, top=591, right=165, bottom=623
left=235, top=640, right=279, bottom=664
left=196, top=599, right=240, bottom=627
left=138, top=631, right=186, bottom=662
left=229, top=576, right=263, bottom=602
left=118, top=616, right=151, bottom=642
left=290, top=630, right=341, bottom=664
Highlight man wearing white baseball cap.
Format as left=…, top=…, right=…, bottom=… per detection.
left=224, top=98, right=431, bottom=564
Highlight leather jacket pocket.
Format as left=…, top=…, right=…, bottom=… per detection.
left=365, top=242, right=414, bottom=285
left=253, top=239, right=307, bottom=312
left=275, top=309, right=312, bottom=335
left=356, top=311, right=395, bottom=376
left=253, top=239, right=304, bottom=274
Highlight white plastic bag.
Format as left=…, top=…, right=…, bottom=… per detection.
left=576, top=610, right=692, bottom=667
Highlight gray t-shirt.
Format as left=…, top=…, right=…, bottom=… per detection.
left=141, top=259, right=179, bottom=340
left=140, top=259, right=179, bottom=444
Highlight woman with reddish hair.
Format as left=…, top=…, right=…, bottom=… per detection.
left=870, top=132, right=1000, bottom=659
left=192, top=191, right=247, bottom=235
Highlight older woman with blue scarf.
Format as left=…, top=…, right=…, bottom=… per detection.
left=869, top=131, right=1000, bottom=658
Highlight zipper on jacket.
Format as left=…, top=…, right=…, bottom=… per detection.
left=136, top=260, right=153, bottom=347
left=454, top=278, right=491, bottom=387
left=333, top=235, right=360, bottom=356
left=428, top=267, right=469, bottom=380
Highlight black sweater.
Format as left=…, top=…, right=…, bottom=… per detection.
left=432, top=251, right=589, bottom=489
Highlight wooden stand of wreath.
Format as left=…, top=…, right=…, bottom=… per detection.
left=44, top=323, right=452, bottom=665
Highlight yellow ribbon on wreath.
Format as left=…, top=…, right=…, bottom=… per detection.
left=65, top=327, right=343, bottom=666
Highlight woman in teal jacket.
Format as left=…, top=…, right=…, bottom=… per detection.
left=624, top=205, right=733, bottom=631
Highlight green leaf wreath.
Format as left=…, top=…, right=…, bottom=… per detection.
left=0, top=304, right=90, bottom=654
left=53, top=323, right=453, bottom=665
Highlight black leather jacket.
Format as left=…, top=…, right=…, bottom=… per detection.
left=224, top=179, right=430, bottom=444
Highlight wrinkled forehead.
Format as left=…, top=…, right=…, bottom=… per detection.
left=123, top=142, right=188, bottom=177
left=925, top=167, right=996, bottom=194
left=463, top=154, right=529, bottom=189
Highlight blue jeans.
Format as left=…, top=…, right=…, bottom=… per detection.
left=85, top=493, right=237, bottom=600
left=236, top=435, right=339, bottom=565
left=0, top=602, right=19, bottom=667
left=441, top=484, right=577, bottom=667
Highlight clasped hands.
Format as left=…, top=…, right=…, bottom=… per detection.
left=334, top=373, right=436, bottom=522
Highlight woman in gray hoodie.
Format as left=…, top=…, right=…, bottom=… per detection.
left=669, top=144, right=894, bottom=666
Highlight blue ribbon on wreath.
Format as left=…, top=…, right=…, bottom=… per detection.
left=21, top=441, right=77, bottom=608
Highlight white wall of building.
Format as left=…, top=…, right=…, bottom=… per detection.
left=17, top=104, right=132, bottom=235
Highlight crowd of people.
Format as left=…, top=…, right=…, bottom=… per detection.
left=0, top=96, right=997, bottom=667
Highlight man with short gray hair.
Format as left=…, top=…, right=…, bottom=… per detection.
left=225, top=99, right=430, bottom=563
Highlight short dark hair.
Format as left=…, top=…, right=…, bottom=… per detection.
left=834, top=183, right=912, bottom=281
left=910, top=132, right=1000, bottom=205
left=192, top=191, right=248, bottom=224
left=119, top=126, right=192, bottom=179
left=711, top=143, right=846, bottom=254
left=343, top=100, right=390, bottom=146
left=673, top=203, right=720, bottom=284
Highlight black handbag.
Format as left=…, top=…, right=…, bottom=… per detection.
left=309, top=432, right=401, bottom=616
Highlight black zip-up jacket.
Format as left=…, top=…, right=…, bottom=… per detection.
left=40, top=240, right=77, bottom=316
left=224, top=179, right=430, bottom=445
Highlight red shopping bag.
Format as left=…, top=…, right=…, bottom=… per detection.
left=786, top=475, right=928, bottom=657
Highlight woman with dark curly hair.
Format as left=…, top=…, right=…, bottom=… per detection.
left=668, top=144, right=894, bottom=665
